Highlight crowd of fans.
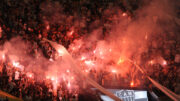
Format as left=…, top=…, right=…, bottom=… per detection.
left=0, top=60, right=106, bottom=101
left=0, top=0, right=136, bottom=58
left=0, top=62, right=77, bottom=101
left=0, top=53, right=178, bottom=101
left=0, top=0, right=179, bottom=100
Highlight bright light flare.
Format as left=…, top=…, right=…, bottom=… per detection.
left=28, top=74, right=32, bottom=78
left=63, top=76, right=66, bottom=81
left=12, top=61, right=19, bottom=67
left=84, top=60, right=94, bottom=66
left=26, top=72, right=33, bottom=78
left=1, top=54, right=5, bottom=60
left=99, top=51, right=103, bottom=55
left=149, top=60, right=154, bottom=65
left=51, top=77, right=55, bottom=81
left=71, top=47, right=75, bottom=51
left=80, top=56, right=86, bottom=61
left=70, top=44, right=82, bottom=52
left=67, top=82, right=71, bottom=88
left=109, top=48, right=112, bottom=52
left=122, top=13, right=127, bottom=16
left=0, top=27, right=2, bottom=33
left=145, top=34, right=148, bottom=40
left=67, top=30, right=74, bottom=36
left=130, top=81, right=134, bottom=87
left=46, top=25, right=50, bottom=30
left=58, top=49, right=64, bottom=56
left=49, top=58, right=54, bottom=62
left=46, top=75, right=50, bottom=79
left=85, top=70, right=89, bottom=73
left=93, top=50, right=96, bottom=54
left=163, top=60, right=167, bottom=65
left=117, top=58, right=124, bottom=64
left=52, top=78, right=59, bottom=92
left=112, top=69, right=117, bottom=73
left=66, top=69, right=70, bottom=73
left=12, top=61, right=24, bottom=70
left=15, top=71, right=20, bottom=80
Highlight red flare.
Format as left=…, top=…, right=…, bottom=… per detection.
left=130, top=81, right=134, bottom=87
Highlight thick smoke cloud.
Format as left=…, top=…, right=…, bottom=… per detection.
left=0, top=37, right=72, bottom=81
left=0, top=0, right=179, bottom=88
left=67, top=0, right=180, bottom=79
